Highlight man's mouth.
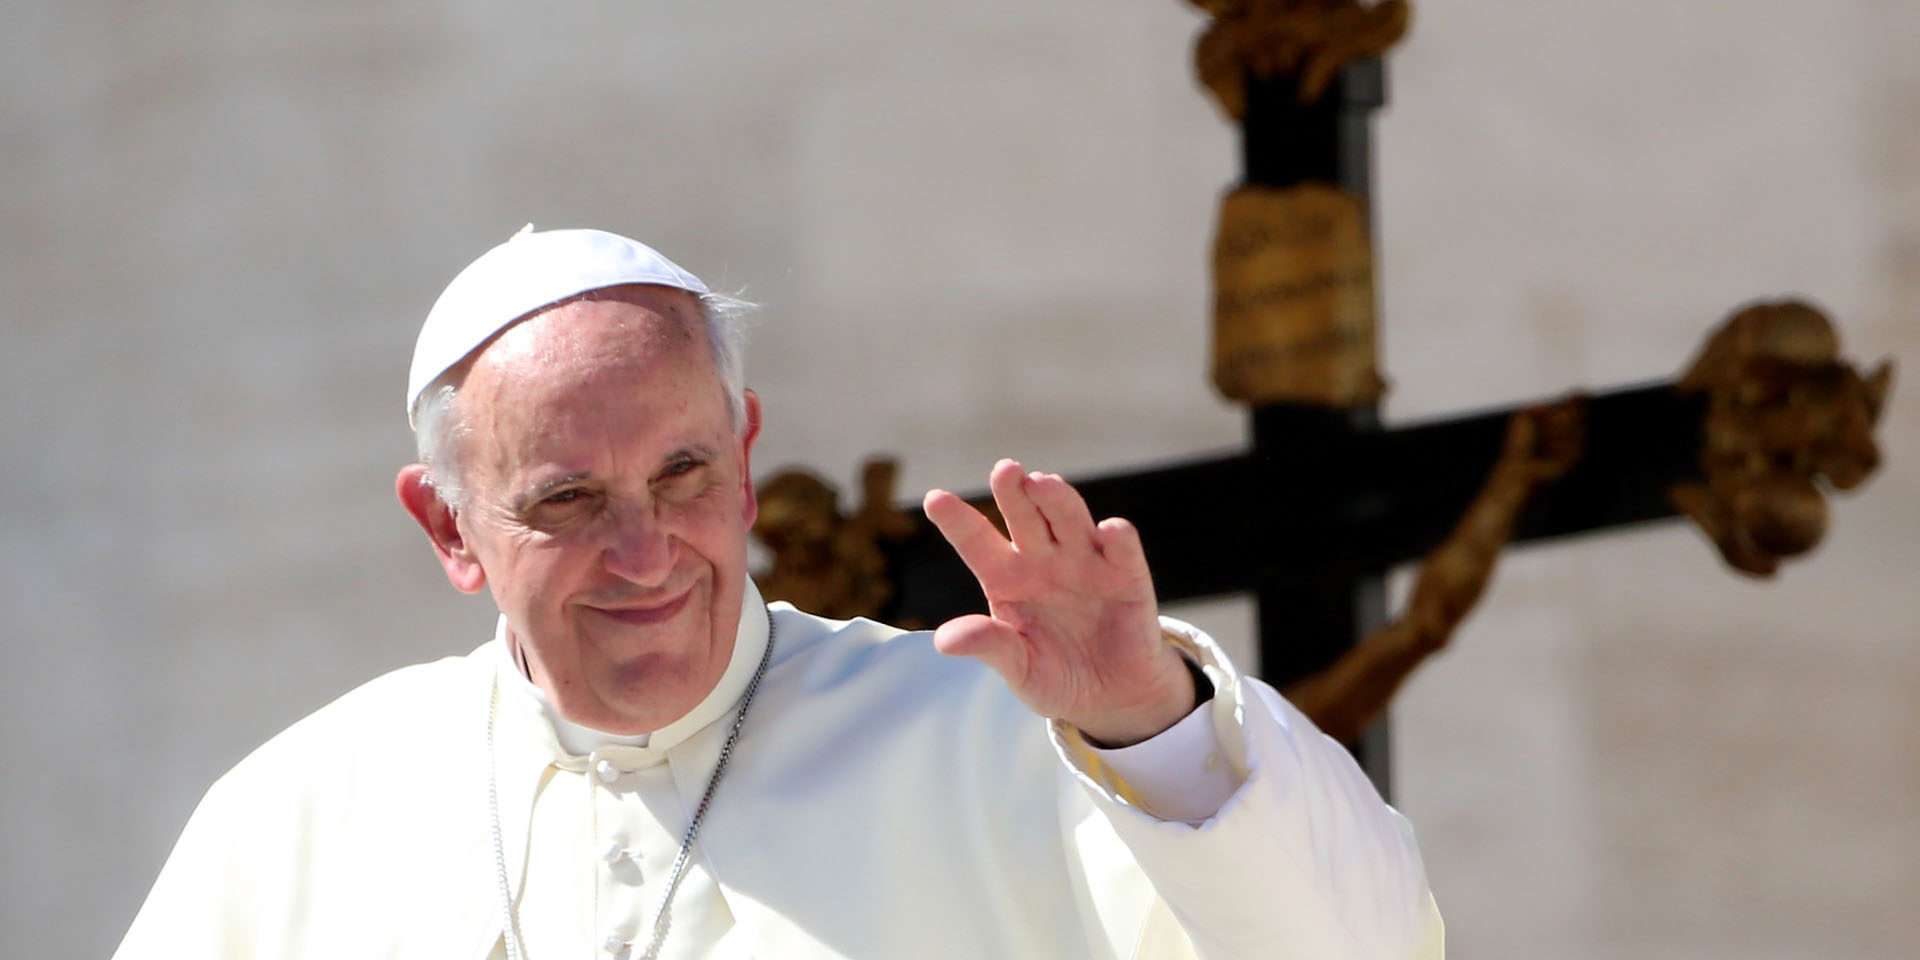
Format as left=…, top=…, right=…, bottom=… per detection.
left=585, top=586, right=693, bottom=626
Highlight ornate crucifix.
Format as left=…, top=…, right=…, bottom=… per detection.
left=751, top=0, right=1892, bottom=796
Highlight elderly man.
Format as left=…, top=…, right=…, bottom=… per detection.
left=116, top=227, right=1443, bottom=959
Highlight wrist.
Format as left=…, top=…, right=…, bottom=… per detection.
left=1072, top=643, right=1210, bottom=748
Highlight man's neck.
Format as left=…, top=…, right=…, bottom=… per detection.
left=494, top=581, right=772, bottom=758
left=502, top=641, right=649, bottom=755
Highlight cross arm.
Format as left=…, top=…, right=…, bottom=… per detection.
left=877, top=380, right=1705, bottom=627
left=1329, top=381, right=1704, bottom=572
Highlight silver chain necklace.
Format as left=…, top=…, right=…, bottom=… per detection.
left=489, top=618, right=777, bottom=960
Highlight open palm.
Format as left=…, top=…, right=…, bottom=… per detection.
left=923, top=459, right=1194, bottom=746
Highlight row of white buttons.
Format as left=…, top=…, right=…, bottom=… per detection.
left=597, top=756, right=652, bottom=955
left=603, top=824, right=643, bottom=953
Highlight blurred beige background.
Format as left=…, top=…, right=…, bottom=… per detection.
left=4, top=2, right=1915, bottom=957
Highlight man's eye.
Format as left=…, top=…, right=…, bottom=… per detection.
left=661, top=459, right=704, bottom=479
left=544, top=489, right=587, bottom=505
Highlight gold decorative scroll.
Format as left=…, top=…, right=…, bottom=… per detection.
left=1211, top=183, right=1384, bottom=406
left=1671, top=300, right=1894, bottom=577
left=752, top=458, right=916, bottom=621
left=1187, top=0, right=1413, bottom=117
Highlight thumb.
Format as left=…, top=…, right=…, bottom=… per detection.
left=932, top=614, right=1026, bottom=679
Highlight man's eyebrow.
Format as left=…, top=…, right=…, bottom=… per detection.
left=664, top=444, right=721, bottom=466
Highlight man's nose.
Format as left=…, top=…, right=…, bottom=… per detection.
left=601, top=512, right=679, bottom=586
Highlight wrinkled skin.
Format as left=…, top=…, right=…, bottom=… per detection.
left=398, top=285, right=760, bottom=734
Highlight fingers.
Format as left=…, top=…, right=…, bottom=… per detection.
left=988, top=459, right=1054, bottom=552
left=1095, top=516, right=1148, bottom=577
left=1025, top=471, right=1097, bottom=552
left=923, top=488, right=1012, bottom=581
left=938, top=459, right=1142, bottom=575
left=931, top=613, right=1025, bottom=677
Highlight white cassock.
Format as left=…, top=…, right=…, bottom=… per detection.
left=116, top=583, right=1444, bottom=959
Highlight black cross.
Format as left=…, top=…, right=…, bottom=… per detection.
left=873, top=61, right=1706, bottom=797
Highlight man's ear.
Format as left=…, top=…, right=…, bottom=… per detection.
left=739, top=389, right=763, bottom=529
left=396, top=463, right=487, bottom=594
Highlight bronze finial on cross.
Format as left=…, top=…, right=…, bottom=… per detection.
left=752, top=1, right=1893, bottom=795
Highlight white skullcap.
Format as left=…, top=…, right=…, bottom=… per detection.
left=406, top=224, right=709, bottom=426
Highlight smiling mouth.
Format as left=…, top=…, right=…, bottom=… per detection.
left=586, top=586, right=693, bottom=626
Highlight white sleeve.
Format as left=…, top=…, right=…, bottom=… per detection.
left=1052, top=617, right=1445, bottom=960
left=1082, top=678, right=1238, bottom=824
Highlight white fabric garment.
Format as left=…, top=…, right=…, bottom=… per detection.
left=116, top=586, right=1444, bottom=959
left=490, top=588, right=1238, bottom=958
left=1087, top=701, right=1241, bottom=825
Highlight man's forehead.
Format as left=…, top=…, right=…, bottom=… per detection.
left=458, top=290, right=727, bottom=462
left=475, top=285, right=704, bottom=377
left=464, top=351, right=731, bottom=499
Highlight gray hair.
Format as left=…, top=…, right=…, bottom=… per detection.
left=411, top=290, right=757, bottom=509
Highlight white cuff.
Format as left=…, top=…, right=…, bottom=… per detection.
left=1085, top=695, right=1239, bottom=823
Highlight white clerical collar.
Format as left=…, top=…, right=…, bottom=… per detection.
left=494, top=580, right=772, bottom=758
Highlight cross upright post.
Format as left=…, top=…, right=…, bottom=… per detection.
left=1240, top=59, right=1395, bottom=788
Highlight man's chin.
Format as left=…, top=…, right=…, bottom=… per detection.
left=587, top=653, right=713, bottom=731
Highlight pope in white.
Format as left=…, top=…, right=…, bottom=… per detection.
left=115, top=227, right=1445, bottom=959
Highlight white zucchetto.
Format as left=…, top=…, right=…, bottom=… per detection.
left=406, top=224, right=709, bottom=426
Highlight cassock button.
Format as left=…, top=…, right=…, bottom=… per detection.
left=603, top=932, right=631, bottom=955
left=601, top=839, right=629, bottom=863
left=595, top=759, right=620, bottom=784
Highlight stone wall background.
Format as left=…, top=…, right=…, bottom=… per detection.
left=3, top=2, right=1914, bottom=957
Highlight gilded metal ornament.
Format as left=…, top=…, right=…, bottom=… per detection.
left=1186, top=0, right=1413, bottom=117
left=1670, top=300, right=1894, bottom=576
left=752, top=458, right=917, bottom=620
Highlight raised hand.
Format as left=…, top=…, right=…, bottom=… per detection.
left=923, top=459, right=1196, bottom=747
